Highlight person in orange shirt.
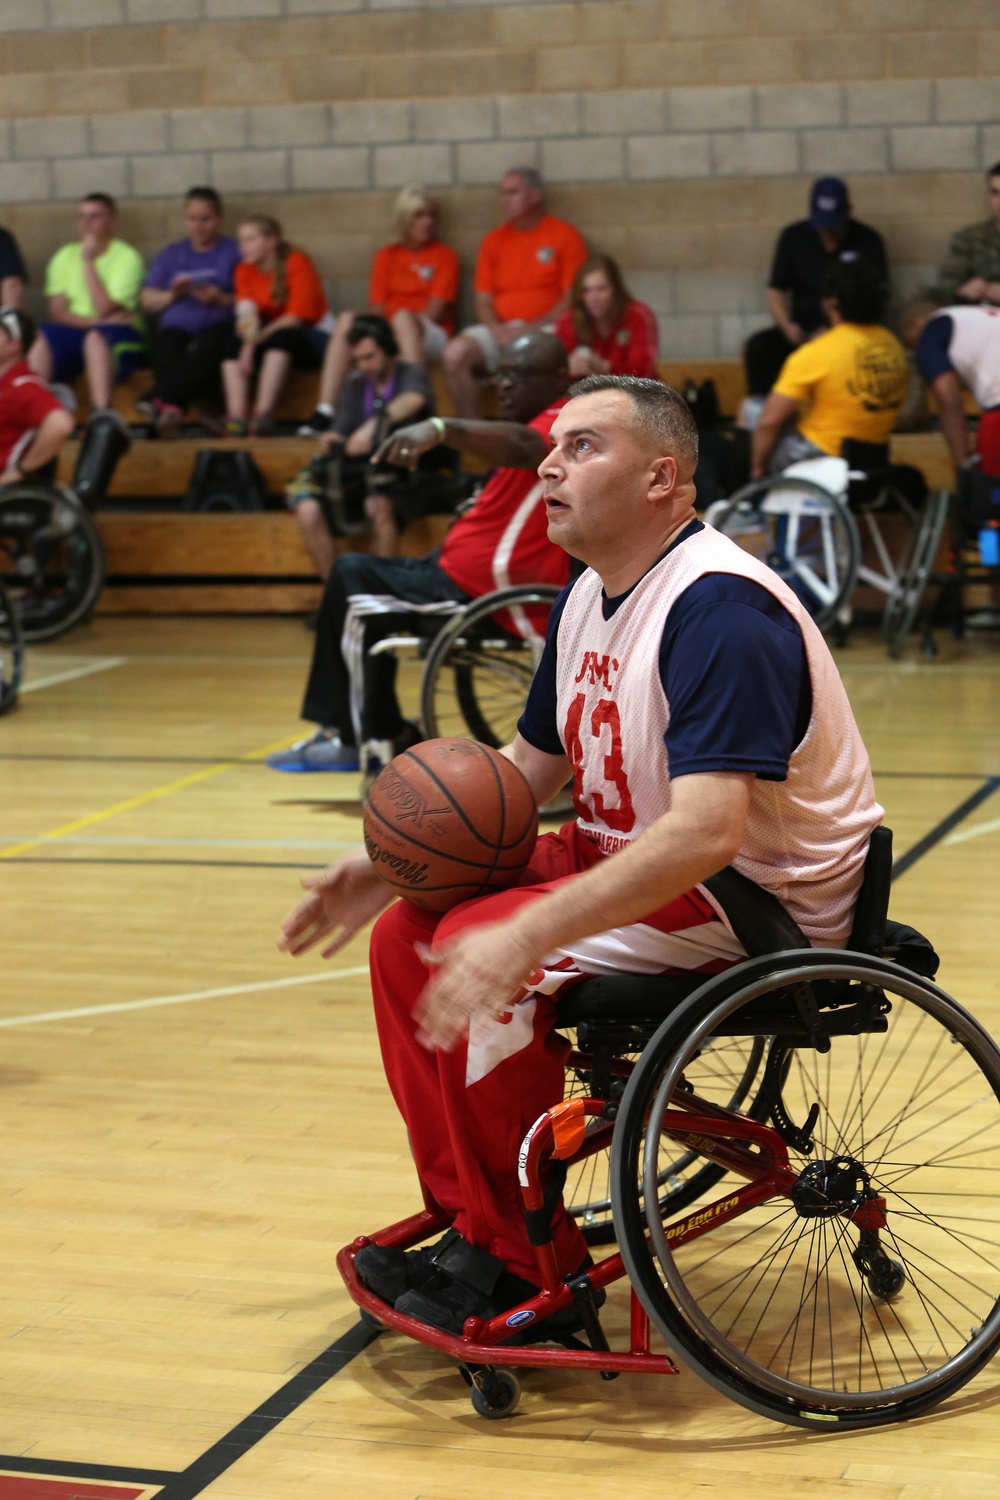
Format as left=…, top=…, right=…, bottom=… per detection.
left=298, top=187, right=459, bottom=437
left=442, top=166, right=587, bottom=418
left=219, top=215, right=332, bottom=437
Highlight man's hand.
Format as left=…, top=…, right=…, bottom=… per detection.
left=0, top=467, right=21, bottom=487
left=345, top=418, right=376, bottom=458
left=80, top=232, right=102, bottom=263
left=278, top=853, right=393, bottom=960
left=413, top=919, right=541, bottom=1052
left=783, top=322, right=804, bottom=346
left=171, top=274, right=193, bottom=298
left=373, top=418, right=442, bottom=470
left=191, top=283, right=225, bottom=306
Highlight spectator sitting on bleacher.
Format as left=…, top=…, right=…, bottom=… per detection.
left=936, top=163, right=1000, bottom=310
left=267, top=330, right=570, bottom=778
left=138, top=187, right=239, bottom=439
left=0, top=224, right=26, bottom=310
left=903, top=298, right=1000, bottom=477
left=28, top=193, right=146, bottom=413
left=751, top=259, right=908, bottom=479
left=287, top=314, right=435, bottom=575
left=442, top=166, right=586, bottom=419
left=298, top=186, right=459, bottom=438
left=217, top=215, right=332, bottom=438
left=0, top=309, right=74, bottom=486
left=554, top=254, right=659, bottom=379
left=744, top=178, right=889, bottom=403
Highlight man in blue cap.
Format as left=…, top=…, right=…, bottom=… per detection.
left=744, top=178, right=889, bottom=400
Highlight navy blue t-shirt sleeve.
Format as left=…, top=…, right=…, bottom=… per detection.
left=915, top=314, right=955, bottom=386
left=661, top=575, right=809, bottom=781
left=516, top=580, right=576, bottom=756
left=0, top=228, right=26, bottom=283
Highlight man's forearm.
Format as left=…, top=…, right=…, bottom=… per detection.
left=432, top=416, right=548, bottom=469
left=83, top=260, right=119, bottom=320
left=939, top=403, right=970, bottom=475
left=18, top=409, right=74, bottom=474
left=385, top=391, right=427, bottom=425
left=1, top=275, right=24, bottom=310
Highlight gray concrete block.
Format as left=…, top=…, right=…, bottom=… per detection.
left=205, top=0, right=282, bottom=15
left=456, top=140, right=540, bottom=186
left=669, top=86, right=753, bottom=133
left=92, top=112, right=168, bottom=156
left=286, top=0, right=359, bottom=12
left=619, top=269, right=672, bottom=315
left=210, top=149, right=289, bottom=195
left=979, top=125, right=1000, bottom=172
left=802, top=127, right=888, bottom=175
left=847, top=81, right=933, bottom=126
left=498, top=94, right=581, bottom=140
left=170, top=110, right=248, bottom=153
left=674, top=268, right=760, bottom=315
left=0, top=123, right=11, bottom=162
left=542, top=136, right=624, bottom=183
left=53, top=156, right=126, bottom=202
left=718, top=310, right=771, bottom=355
left=627, top=133, right=712, bottom=180
left=0, top=160, right=50, bottom=204
left=250, top=105, right=330, bottom=149
left=891, top=125, right=978, bottom=172
left=4, top=0, right=48, bottom=29
left=126, top=0, right=199, bottom=16
left=713, top=130, right=799, bottom=177
left=129, top=151, right=208, bottom=198
left=656, top=313, right=718, bottom=358
left=756, top=83, right=842, bottom=129
left=333, top=101, right=413, bottom=145
left=414, top=97, right=496, bottom=143
left=49, top=0, right=124, bottom=25
left=373, top=142, right=453, bottom=189
left=582, top=90, right=666, bottom=137
left=14, top=117, right=90, bottom=161
left=937, top=78, right=1000, bottom=125
left=290, top=145, right=371, bottom=191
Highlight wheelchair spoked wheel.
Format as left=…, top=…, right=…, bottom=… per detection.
left=564, top=1033, right=766, bottom=1246
left=708, top=478, right=859, bottom=632
left=881, top=488, right=950, bottom=659
left=611, top=954, right=1000, bottom=1428
left=0, top=482, right=106, bottom=643
left=419, top=585, right=559, bottom=749
left=0, top=576, right=24, bottom=713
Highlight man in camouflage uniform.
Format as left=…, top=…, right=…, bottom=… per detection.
left=937, top=163, right=1000, bottom=306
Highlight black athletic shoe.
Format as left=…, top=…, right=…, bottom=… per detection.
left=355, top=1241, right=443, bottom=1305
left=395, top=1254, right=605, bottom=1339
left=297, top=409, right=331, bottom=437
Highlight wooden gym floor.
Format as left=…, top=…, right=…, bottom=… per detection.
left=1, top=614, right=999, bottom=1500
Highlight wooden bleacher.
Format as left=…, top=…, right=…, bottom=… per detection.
left=55, top=360, right=957, bottom=616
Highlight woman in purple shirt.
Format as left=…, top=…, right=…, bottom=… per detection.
left=139, top=187, right=240, bottom=437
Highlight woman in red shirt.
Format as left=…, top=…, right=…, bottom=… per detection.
left=298, top=187, right=459, bottom=437
left=554, top=255, right=659, bottom=381
left=220, top=216, right=332, bottom=436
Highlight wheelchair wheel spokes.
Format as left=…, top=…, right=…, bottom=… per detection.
left=427, top=641, right=537, bottom=747
left=613, top=959, right=1000, bottom=1426
left=0, top=577, right=23, bottom=713
left=0, top=485, right=106, bottom=642
left=565, top=1033, right=765, bottom=1246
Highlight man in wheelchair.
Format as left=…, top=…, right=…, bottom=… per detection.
left=279, top=375, right=883, bottom=1340
left=268, top=330, right=572, bottom=777
left=0, top=308, right=74, bottom=488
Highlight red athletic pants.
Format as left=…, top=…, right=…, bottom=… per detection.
left=368, top=822, right=732, bottom=1283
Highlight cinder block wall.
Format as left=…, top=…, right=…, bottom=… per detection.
left=2, top=0, right=998, bottom=357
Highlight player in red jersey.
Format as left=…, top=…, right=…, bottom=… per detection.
left=0, top=308, right=74, bottom=485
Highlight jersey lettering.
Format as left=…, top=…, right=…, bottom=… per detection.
left=564, top=692, right=636, bottom=834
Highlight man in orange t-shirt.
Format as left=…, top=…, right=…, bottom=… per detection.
left=443, top=166, right=586, bottom=418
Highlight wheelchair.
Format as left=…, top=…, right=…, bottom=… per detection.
left=706, top=442, right=949, bottom=654
left=920, top=459, right=1000, bottom=653
left=0, top=573, right=24, bottom=712
left=338, top=826, right=1000, bottom=1428
left=0, top=409, right=130, bottom=644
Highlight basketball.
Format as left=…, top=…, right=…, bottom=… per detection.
left=362, top=737, right=539, bottom=912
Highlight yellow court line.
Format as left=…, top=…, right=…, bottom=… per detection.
left=0, top=733, right=301, bottom=861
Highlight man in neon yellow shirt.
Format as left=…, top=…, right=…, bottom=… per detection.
left=28, top=192, right=145, bottom=410
left=751, top=260, right=908, bottom=478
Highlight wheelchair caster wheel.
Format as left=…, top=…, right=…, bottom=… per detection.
left=468, top=1366, right=520, bottom=1420
left=865, top=1258, right=906, bottom=1300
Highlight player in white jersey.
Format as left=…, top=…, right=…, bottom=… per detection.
left=279, top=375, right=883, bottom=1335
left=905, top=301, right=1000, bottom=476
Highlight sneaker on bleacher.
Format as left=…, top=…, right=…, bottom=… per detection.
left=297, top=408, right=332, bottom=437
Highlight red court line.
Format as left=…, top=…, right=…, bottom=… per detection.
left=0, top=1479, right=149, bottom=1499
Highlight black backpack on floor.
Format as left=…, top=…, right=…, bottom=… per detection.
left=182, top=450, right=268, bottom=512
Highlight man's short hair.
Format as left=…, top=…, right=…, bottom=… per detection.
left=0, top=306, right=34, bottom=351
left=821, top=258, right=885, bottom=324
left=988, top=161, right=1000, bottom=180
left=348, top=313, right=399, bottom=359
left=81, top=191, right=116, bottom=214
left=568, top=374, right=699, bottom=475
left=505, top=164, right=543, bottom=193
left=186, top=185, right=223, bottom=213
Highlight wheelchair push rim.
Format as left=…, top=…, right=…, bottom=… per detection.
left=0, top=483, right=106, bottom=643
left=611, top=954, right=1000, bottom=1427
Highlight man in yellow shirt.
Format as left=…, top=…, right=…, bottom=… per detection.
left=751, top=260, right=908, bottom=479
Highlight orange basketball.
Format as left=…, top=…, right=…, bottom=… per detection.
left=363, top=737, right=539, bottom=912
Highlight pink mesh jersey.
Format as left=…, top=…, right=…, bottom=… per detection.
left=554, top=525, right=883, bottom=948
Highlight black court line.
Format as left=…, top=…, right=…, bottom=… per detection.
left=153, top=1319, right=383, bottom=1500
left=891, top=776, right=1000, bottom=883
left=0, top=1455, right=177, bottom=1485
